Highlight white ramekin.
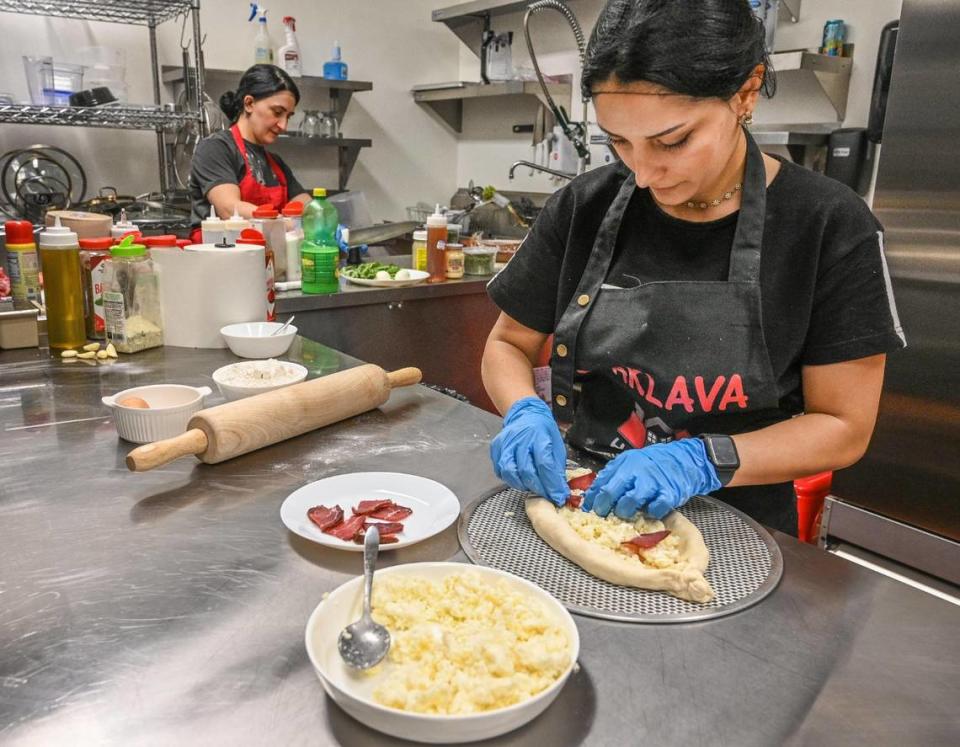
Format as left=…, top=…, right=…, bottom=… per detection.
left=102, top=384, right=212, bottom=444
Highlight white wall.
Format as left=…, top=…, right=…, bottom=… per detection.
left=0, top=0, right=460, bottom=222
left=455, top=0, right=902, bottom=192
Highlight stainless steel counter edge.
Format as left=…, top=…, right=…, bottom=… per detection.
left=276, top=275, right=493, bottom=313
left=1, top=339, right=958, bottom=746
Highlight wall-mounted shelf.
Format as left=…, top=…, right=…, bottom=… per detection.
left=412, top=79, right=571, bottom=132
left=781, top=0, right=802, bottom=23
left=161, top=67, right=372, bottom=126
left=274, top=136, right=372, bottom=191
left=770, top=51, right=852, bottom=120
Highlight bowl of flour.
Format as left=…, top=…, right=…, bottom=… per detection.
left=212, top=359, right=308, bottom=401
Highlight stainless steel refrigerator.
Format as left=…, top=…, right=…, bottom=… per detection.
left=823, top=0, right=960, bottom=586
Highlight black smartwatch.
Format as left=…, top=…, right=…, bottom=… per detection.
left=698, top=434, right=740, bottom=486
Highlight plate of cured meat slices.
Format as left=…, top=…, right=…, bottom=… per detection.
left=280, top=472, right=461, bottom=551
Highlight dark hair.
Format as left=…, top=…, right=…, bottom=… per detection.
left=219, top=64, right=301, bottom=121
left=581, top=0, right=776, bottom=101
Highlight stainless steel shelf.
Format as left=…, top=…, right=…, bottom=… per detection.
left=412, top=79, right=571, bottom=132
left=769, top=51, right=853, bottom=120
left=161, top=67, right=373, bottom=92
left=0, top=104, right=201, bottom=130
left=273, top=135, right=371, bottom=192
left=0, top=0, right=193, bottom=25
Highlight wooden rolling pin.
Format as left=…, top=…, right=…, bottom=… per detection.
left=126, top=364, right=422, bottom=472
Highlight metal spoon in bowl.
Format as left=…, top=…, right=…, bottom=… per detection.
left=338, top=525, right=391, bottom=669
left=270, top=315, right=296, bottom=336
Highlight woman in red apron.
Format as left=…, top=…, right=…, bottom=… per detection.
left=189, top=64, right=311, bottom=243
left=484, top=0, right=905, bottom=535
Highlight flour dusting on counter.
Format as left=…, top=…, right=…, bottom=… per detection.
left=216, top=359, right=303, bottom=387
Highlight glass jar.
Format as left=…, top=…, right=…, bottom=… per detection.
left=102, top=236, right=163, bottom=353
left=445, top=242, right=464, bottom=279
left=79, top=236, right=113, bottom=339
left=411, top=229, right=427, bottom=272
left=299, top=110, right=322, bottom=138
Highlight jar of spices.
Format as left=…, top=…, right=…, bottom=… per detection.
left=102, top=235, right=164, bottom=354
left=411, top=229, right=427, bottom=272
left=445, top=242, right=464, bottom=279
left=79, top=236, right=113, bottom=339
left=463, top=246, right=497, bottom=275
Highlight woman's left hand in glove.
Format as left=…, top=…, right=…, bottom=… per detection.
left=582, top=438, right=722, bottom=520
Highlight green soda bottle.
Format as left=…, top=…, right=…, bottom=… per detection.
left=301, top=187, right=340, bottom=294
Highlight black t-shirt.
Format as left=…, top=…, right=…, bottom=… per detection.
left=489, top=156, right=906, bottom=420
left=188, top=129, right=306, bottom=225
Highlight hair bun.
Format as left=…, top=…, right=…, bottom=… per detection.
left=219, top=89, right=242, bottom=120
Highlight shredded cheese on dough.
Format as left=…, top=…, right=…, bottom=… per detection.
left=559, top=507, right=682, bottom=569
left=368, top=573, right=571, bottom=715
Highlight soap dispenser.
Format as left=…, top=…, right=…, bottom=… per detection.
left=323, top=41, right=348, bottom=81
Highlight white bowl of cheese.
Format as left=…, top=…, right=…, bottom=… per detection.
left=305, top=562, right=579, bottom=744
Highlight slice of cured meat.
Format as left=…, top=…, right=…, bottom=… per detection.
left=326, top=513, right=367, bottom=541
left=307, top=505, right=343, bottom=531
left=369, top=505, right=413, bottom=522
left=565, top=493, right=583, bottom=509
left=353, top=499, right=396, bottom=515
left=364, top=521, right=405, bottom=535
left=352, top=526, right=404, bottom=544
left=567, top=470, right=596, bottom=492
left=626, top=530, right=671, bottom=549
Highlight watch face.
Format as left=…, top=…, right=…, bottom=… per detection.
left=707, top=436, right=739, bottom=468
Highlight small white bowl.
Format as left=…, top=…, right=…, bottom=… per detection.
left=304, top=562, right=580, bottom=744
left=220, top=321, right=298, bottom=359
left=102, top=384, right=211, bottom=443
left=211, top=360, right=308, bottom=401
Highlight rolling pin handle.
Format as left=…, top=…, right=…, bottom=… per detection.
left=387, top=367, right=422, bottom=389
left=126, top=428, right=209, bottom=472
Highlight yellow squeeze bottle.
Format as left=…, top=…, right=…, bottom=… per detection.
left=39, top=217, right=85, bottom=350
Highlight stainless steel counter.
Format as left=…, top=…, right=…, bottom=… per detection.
left=276, top=274, right=493, bottom=314
left=1, top=341, right=958, bottom=746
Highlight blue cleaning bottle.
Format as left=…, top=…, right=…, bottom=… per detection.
left=323, top=41, right=348, bottom=80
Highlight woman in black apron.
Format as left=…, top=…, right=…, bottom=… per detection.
left=485, top=0, right=905, bottom=536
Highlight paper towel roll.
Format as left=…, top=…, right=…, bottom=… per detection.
left=151, top=244, right=267, bottom=348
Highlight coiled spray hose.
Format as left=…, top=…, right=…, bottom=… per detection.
left=523, top=0, right=590, bottom=171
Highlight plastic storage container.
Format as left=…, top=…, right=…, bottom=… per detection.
left=102, top=236, right=164, bottom=354
left=463, top=246, right=497, bottom=275
left=236, top=228, right=276, bottom=320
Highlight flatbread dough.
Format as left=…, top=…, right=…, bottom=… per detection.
left=526, top=497, right=715, bottom=604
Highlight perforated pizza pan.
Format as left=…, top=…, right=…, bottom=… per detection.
left=458, top=487, right=783, bottom=624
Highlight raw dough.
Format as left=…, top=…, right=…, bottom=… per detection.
left=526, top=497, right=715, bottom=603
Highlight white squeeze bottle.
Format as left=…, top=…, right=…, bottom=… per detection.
left=201, top=206, right=226, bottom=245
left=223, top=207, right=250, bottom=245
left=277, top=16, right=302, bottom=77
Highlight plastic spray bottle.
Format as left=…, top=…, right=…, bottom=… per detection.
left=277, top=16, right=302, bottom=77
left=249, top=3, right=273, bottom=65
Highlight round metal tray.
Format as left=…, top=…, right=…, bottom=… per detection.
left=458, top=487, right=783, bottom=624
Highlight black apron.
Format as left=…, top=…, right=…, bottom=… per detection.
left=550, top=131, right=797, bottom=535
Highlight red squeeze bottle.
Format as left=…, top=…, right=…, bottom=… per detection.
left=425, top=205, right=448, bottom=283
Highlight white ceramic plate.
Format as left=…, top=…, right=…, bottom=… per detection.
left=280, top=472, right=460, bottom=551
left=343, top=269, right=429, bottom=288
left=305, top=562, right=580, bottom=744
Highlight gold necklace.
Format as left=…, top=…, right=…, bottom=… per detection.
left=685, top=183, right=742, bottom=210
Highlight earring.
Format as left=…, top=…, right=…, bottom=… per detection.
left=739, top=112, right=754, bottom=126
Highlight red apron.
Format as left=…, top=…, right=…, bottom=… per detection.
left=190, top=125, right=289, bottom=243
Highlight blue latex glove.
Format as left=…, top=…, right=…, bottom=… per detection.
left=490, top=397, right=569, bottom=506
left=582, top=438, right=722, bottom=520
